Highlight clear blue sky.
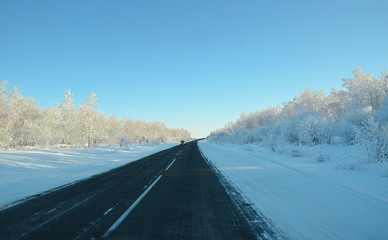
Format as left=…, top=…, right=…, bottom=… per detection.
left=1, top=0, right=387, bottom=138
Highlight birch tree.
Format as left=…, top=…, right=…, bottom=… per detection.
left=59, top=90, right=77, bottom=146
left=78, top=93, right=99, bottom=147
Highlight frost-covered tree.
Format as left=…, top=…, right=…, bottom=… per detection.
left=40, top=107, right=62, bottom=146
left=380, top=70, right=388, bottom=95
left=59, top=90, right=77, bottom=146
left=208, top=68, right=388, bottom=163
left=356, top=116, right=388, bottom=163
left=0, top=81, right=10, bottom=147
left=326, top=89, right=350, bottom=120
left=342, top=67, right=385, bottom=111
left=0, top=83, right=190, bottom=149
left=355, top=95, right=388, bottom=162
left=78, top=93, right=99, bottom=147
left=6, top=87, right=42, bottom=147
left=282, top=88, right=328, bottom=118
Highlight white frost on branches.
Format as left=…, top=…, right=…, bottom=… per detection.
left=0, top=83, right=190, bottom=149
left=208, top=68, right=388, bottom=163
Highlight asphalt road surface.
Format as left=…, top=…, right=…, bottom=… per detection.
left=0, top=140, right=278, bottom=240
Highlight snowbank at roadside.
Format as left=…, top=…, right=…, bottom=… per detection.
left=0, top=143, right=176, bottom=208
left=198, top=141, right=388, bottom=240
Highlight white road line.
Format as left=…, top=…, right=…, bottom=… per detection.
left=22, top=194, right=96, bottom=238
left=102, top=175, right=163, bottom=238
left=103, top=207, right=114, bottom=216
left=165, top=159, right=176, bottom=170
left=102, top=151, right=181, bottom=238
left=165, top=149, right=182, bottom=171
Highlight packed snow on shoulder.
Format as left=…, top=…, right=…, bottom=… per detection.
left=0, top=143, right=176, bottom=209
left=198, top=141, right=388, bottom=240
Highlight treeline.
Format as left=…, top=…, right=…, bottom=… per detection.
left=0, top=82, right=190, bottom=149
left=208, top=68, right=388, bottom=163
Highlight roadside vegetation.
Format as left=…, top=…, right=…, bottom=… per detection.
left=0, top=82, right=190, bottom=149
left=208, top=68, right=388, bottom=163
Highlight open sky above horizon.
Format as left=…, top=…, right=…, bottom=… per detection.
left=1, top=0, right=387, bottom=138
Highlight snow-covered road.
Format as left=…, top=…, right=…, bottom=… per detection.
left=198, top=141, right=388, bottom=240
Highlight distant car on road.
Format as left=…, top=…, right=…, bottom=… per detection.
left=180, top=140, right=185, bottom=145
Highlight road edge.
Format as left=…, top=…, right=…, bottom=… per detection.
left=197, top=141, right=287, bottom=240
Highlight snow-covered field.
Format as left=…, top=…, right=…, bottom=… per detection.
left=0, top=143, right=176, bottom=209
left=198, top=141, right=388, bottom=240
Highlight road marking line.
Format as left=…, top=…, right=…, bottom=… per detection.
left=103, top=207, right=114, bottom=216
left=102, top=175, right=163, bottom=238
left=22, top=194, right=96, bottom=238
left=165, top=159, right=176, bottom=170
left=102, top=149, right=182, bottom=238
